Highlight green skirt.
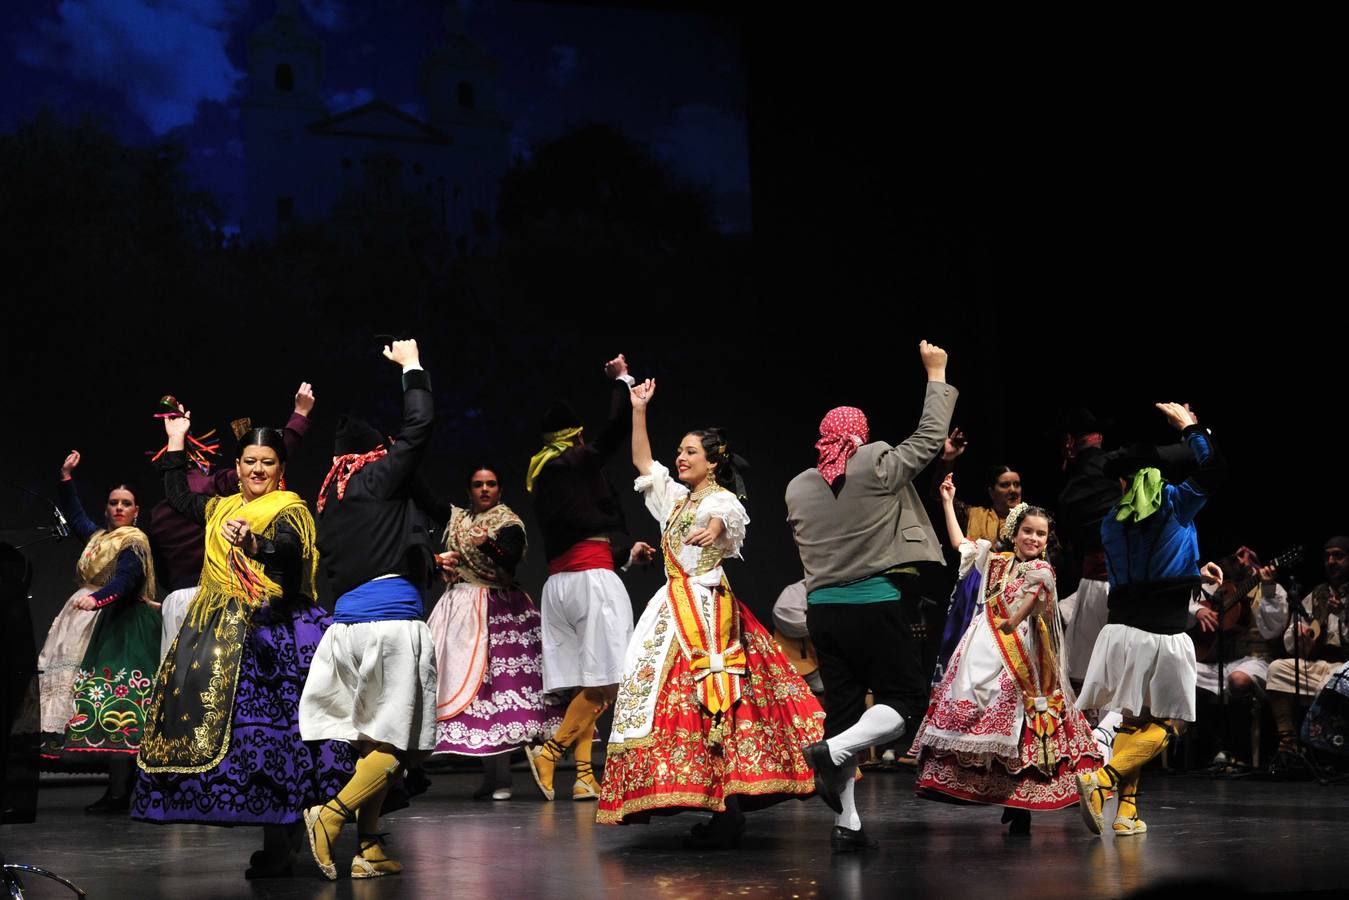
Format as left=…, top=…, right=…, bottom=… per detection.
left=62, top=600, right=161, bottom=759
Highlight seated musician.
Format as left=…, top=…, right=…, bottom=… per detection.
left=773, top=579, right=823, bottom=697
left=1267, top=537, right=1349, bottom=763
left=1192, top=546, right=1289, bottom=700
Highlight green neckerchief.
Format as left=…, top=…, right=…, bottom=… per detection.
left=1116, top=467, right=1164, bottom=523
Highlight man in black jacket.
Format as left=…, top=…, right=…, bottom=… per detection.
left=524, top=354, right=643, bottom=801
left=299, top=339, right=438, bottom=881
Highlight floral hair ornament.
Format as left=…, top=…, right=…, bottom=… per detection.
left=1000, top=501, right=1031, bottom=543
left=147, top=395, right=221, bottom=474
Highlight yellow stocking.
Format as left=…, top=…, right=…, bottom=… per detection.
left=528, top=692, right=603, bottom=800
left=305, top=747, right=400, bottom=880
left=573, top=714, right=606, bottom=800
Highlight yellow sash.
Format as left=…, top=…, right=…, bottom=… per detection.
left=661, top=523, right=745, bottom=718
left=984, top=555, right=1063, bottom=742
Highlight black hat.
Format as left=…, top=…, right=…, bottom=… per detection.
left=1102, top=441, right=1196, bottom=481
left=1062, top=408, right=1113, bottom=440
left=540, top=400, right=582, bottom=434
left=334, top=415, right=386, bottom=455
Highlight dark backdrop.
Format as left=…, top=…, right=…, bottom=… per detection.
left=2, top=15, right=1339, bottom=643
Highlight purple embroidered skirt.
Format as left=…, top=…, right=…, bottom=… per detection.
left=132, top=602, right=354, bottom=825
left=428, top=583, right=563, bottom=755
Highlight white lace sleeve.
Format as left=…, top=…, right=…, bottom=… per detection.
left=1021, top=560, right=1058, bottom=606
left=633, top=461, right=688, bottom=524
left=957, top=538, right=992, bottom=581
left=698, top=491, right=750, bottom=559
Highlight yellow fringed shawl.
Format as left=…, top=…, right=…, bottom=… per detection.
left=188, top=490, right=317, bottom=633
left=76, top=526, right=156, bottom=602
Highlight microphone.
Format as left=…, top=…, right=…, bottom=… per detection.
left=53, top=505, right=70, bottom=540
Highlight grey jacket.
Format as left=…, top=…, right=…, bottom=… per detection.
left=785, top=381, right=958, bottom=594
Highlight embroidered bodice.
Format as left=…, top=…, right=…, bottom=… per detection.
left=635, top=461, right=748, bottom=576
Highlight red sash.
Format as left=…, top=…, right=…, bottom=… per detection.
left=548, top=539, right=614, bottom=575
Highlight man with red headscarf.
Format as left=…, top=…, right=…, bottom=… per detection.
left=785, top=340, right=956, bottom=851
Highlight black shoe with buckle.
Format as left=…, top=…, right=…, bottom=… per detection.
left=830, top=826, right=878, bottom=853
left=804, top=742, right=844, bottom=814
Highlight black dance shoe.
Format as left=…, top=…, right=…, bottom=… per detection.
left=84, top=792, right=130, bottom=815
left=803, top=742, right=845, bottom=814
left=684, top=810, right=747, bottom=850
left=1001, top=807, right=1031, bottom=835
left=829, top=826, right=878, bottom=853
left=244, top=851, right=294, bottom=879
left=405, top=766, right=432, bottom=797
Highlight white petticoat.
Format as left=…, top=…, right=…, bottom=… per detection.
left=159, top=586, right=197, bottom=661
left=299, top=620, right=438, bottom=752
left=539, top=569, right=633, bottom=695
left=1076, top=624, right=1197, bottom=721
left=1060, top=578, right=1109, bottom=681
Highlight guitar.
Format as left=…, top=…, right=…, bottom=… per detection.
left=1191, top=545, right=1303, bottom=663
left=772, top=629, right=819, bottom=679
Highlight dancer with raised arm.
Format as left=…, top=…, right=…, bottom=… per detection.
left=784, top=341, right=956, bottom=852
left=299, top=339, right=439, bottom=881
left=598, top=378, right=823, bottom=847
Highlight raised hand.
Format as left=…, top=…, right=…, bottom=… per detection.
left=294, top=382, right=316, bottom=417
left=1155, top=402, right=1198, bottom=431
left=629, top=378, right=656, bottom=411
left=604, top=353, right=629, bottom=380
left=165, top=410, right=192, bottom=450
left=919, top=340, right=948, bottom=379
left=942, top=428, right=968, bottom=462
left=939, top=472, right=957, bottom=506
left=383, top=339, right=420, bottom=368
left=60, top=450, right=81, bottom=478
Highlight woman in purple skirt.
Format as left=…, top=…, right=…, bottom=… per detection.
left=132, top=416, right=354, bottom=879
left=424, top=466, right=562, bottom=800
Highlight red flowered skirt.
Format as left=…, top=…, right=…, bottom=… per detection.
left=914, top=629, right=1101, bottom=810
left=597, top=604, right=825, bottom=824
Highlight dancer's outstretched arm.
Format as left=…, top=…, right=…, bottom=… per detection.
left=939, top=473, right=966, bottom=549
left=630, top=378, right=656, bottom=477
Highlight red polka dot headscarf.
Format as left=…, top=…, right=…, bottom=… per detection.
left=815, top=406, right=869, bottom=486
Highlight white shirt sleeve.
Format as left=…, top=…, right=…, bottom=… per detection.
left=1255, top=583, right=1290, bottom=640
left=633, top=460, right=688, bottom=524
left=698, top=490, right=750, bottom=559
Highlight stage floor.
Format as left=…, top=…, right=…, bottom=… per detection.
left=2, top=767, right=1345, bottom=899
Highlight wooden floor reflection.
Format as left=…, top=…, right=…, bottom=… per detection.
left=2, top=767, right=1345, bottom=898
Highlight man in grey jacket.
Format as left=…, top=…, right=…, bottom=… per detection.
left=784, top=340, right=956, bottom=851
